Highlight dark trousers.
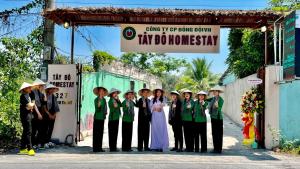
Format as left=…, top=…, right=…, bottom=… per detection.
left=138, top=117, right=150, bottom=150
left=194, top=122, right=207, bottom=152
left=172, top=123, right=183, bottom=149
left=38, top=117, right=49, bottom=146
left=211, top=118, right=223, bottom=153
left=122, top=121, right=133, bottom=151
left=20, top=112, right=33, bottom=150
left=31, top=117, right=39, bottom=146
left=183, top=121, right=194, bottom=151
left=108, top=120, right=119, bottom=151
left=46, top=118, right=55, bottom=143
left=93, top=119, right=105, bottom=152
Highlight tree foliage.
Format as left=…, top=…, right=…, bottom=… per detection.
left=226, top=29, right=273, bottom=78
left=0, top=27, right=43, bottom=148
left=269, top=0, right=300, bottom=11
left=92, top=50, right=116, bottom=71
left=120, top=52, right=187, bottom=77
left=175, top=58, right=220, bottom=92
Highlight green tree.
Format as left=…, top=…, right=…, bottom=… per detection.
left=175, top=58, right=219, bottom=92
left=226, top=29, right=273, bottom=78
left=269, top=0, right=300, bottom=11
left=0, top=27, right=43, bottom=148
left=92, top=50, right=116, bottom=71
left=53, top=54, right=70, bottom=64
left=120, top=52, right=187, bottom=77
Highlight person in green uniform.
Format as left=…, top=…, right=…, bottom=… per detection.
left=92, top=86, right=108, bottom=152
left=193, top=91, right=208, bottom=153
left=121, top=90, right=136, bottom=152
left=181, top=89, right=195, bottom=152
left=18, top=82, right=36, bottom=156
left=207, top=85, right=224, bottom=153
left=108, top=88, right=122, bottom=152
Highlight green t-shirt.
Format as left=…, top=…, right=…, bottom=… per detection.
left=94, top=97, right=107, bottom=120
left=181, top=99, right=195, bottom=122
left=122, top=99, right=135, bottom=122
left=108, top=97, right=122, bottom=121
left=194, top=100, right=208, bottom=123
left=207, top=96, right=224, bottom=120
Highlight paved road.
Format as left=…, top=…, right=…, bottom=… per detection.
left=1, top=109, right=299, bottom=169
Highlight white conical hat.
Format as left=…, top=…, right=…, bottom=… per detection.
left=170, top=90, right=180, bottom=96
left=209, top=85, right=224, bottom=93
left=19, top=82, right=33, bottom=92
left=152, top=88, right=164, bottom=94
left=123, top=90, right=136, bottom=98
left=197, top=91, right=208, bottom=95
left=32, top=78, right=46, bottom=86
left=182, top=89, right=193, bottom=95
left=108, top=88, right=121, bottom=96
left=45, top=83, right=59, bottom=92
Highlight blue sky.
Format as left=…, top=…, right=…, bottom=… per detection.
left=0, top=0, right=269, bottom=74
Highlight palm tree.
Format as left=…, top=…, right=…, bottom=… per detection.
left=176, top=58, right=219, bottom=92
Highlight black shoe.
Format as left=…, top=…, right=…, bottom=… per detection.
left=144, top=148, right=151, bottom=151
left=201, top=150, right=207, bottom=153
left=99, top=149, right=105, bottom=152
left=176, top=149, right=183, bottom=152
left=184, top=149, right=193, bottom=152
left=170, top=147, right=178, bottom=151
left=195, top=149, right=199, bottom=153
left=210, top=150, right=221, bottom=154
left=110, top=149, right=119, bottom=152
left=138, top=149, right=143, bottom=152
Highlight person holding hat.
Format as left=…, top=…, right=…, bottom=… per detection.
left=149, top=88, right=169, bottom=152
left=44, top=83, right=60, bottom=145
left=92, top=86, right=108, bottom=152
left=18, top=82, right=36, bottom=156
left=193, top=91, right=208, bottom=153
left=121, top=90, right=136, bottom=152
left=168, top=90, right=183, bottom=152
left=207, top=85, right=224, bottom=153
left=108, top=88, right=122, bottom=152
left=181, top=89, right=195, bottom=152
left=30, top=78, right=46, bottom=149
left=136, top=88, right=151, bottom=151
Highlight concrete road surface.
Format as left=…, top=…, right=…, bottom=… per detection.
left=1, top=108, right=299, bottom=169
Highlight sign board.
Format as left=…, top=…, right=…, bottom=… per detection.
left=283, top=10, right=300, bottom=79
left=121, top=24, right=220, bottom=53
left=48, top=64, right=77, bottom=144
left=247, top=78, right=263, bottom=85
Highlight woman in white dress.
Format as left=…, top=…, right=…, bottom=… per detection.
left=150, top=88, right=169, bottom=152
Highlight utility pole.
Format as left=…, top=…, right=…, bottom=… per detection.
left=41, top=0, right=55, bottom=81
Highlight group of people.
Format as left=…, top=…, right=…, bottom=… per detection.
left=18, top=79, right=60, bottom=156
left=92, top=85, right=224, bottom=154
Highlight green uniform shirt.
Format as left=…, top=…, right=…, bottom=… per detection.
left=108, top=97, right=122, bottom=121
left=94, top=97, right=107, bottom=120
left=122, top=99, right=135, bottom=123
left=194, top=100, right=208, bottom=123
left=207, top=96, right=224, bottom=120
left=181, top=99, right=195, bottom=122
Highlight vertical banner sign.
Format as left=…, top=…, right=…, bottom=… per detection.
left=48, top=64, right=77, bottom=143
left=121, top=24, right=220, bottom=53
left=283, top=10, right=300, bottom=79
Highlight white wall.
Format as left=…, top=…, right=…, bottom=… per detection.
left=222, top=74, right=257, bottom=126
left=264, top=65, right=281, bottom=149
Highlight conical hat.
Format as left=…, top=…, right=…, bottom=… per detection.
left=45, top=83, right=59, bottom=92
left=108, top=88, right=121, bottom=96
left=170, top=90, right=180, bottom=96
left=93, top=86, right=108, bottom=96
left=209, top=85, right=224, bottom=93
left=123, top=90, right=136, bottom=98
left=138, top=88, right=151, bottom=96
left=197, top=91, right=208, bottom=95
left=152, top=88, right=164, bottom=95
left=182, top=89, right=193, bottom=95
left=19, top=82, right=33, bottom=92
left=32, top=78, right=46, bottom=86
